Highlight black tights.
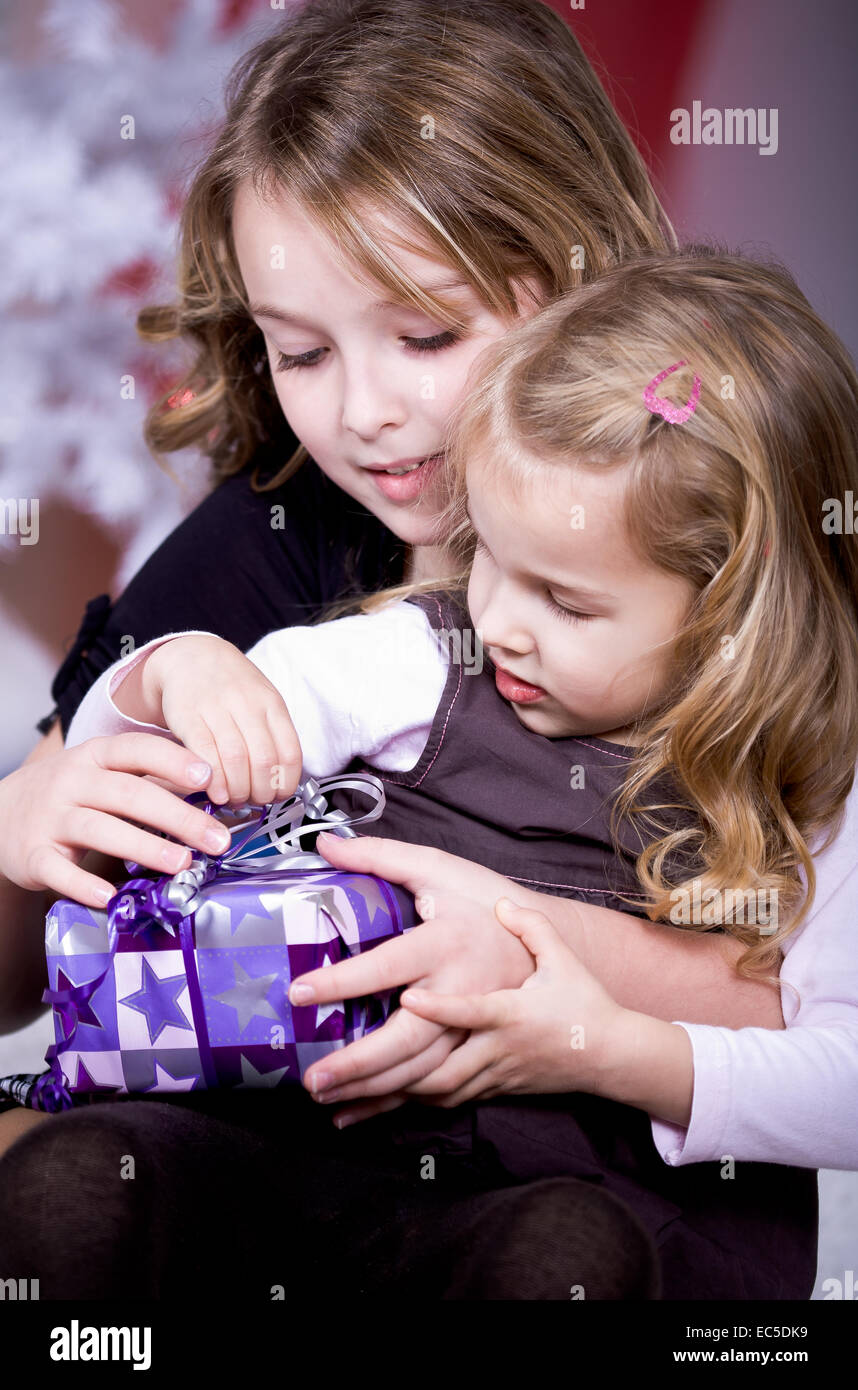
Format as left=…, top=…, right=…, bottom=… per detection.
left=0, top=1088, right=661, bottom=1300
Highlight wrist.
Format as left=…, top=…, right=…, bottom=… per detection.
left=112, top=644, right=172, bottom=725
left=596, top=1008, right=694, bottom=1127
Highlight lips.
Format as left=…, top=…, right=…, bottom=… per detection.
left=362, top=457, right=428, bottom=473
left=492, top=660, right=547, bottom=704
left=363, top=452, right=445, bottom=502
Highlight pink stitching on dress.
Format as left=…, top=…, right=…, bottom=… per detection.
left=373, top=595, right=464, bottom=788
left=572, top=737, right=633, bottom=762
left=507, top=873, right=647, bottom=901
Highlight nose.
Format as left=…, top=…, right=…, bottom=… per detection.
left=477, top=580, right=536, bottom=663
left=340, top=356, right=408, bottom=440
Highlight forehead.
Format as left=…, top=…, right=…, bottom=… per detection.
left=231, top=178, right=465, bottom=299
left=465, top=452, right=635, bottom=567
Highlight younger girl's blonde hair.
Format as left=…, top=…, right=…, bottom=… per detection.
left=136, top=0, right=675, bottom=488
left=355, top=246, right=858, bottom=988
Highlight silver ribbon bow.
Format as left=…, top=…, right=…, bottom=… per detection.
left=161, top=773, right=386, bottom=918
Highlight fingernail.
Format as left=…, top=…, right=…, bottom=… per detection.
left=94, top=888, right=112, bottom=906
left=334, top=1115, right=354, bottom=1130
left=290, top=984, right=315, bottom=1003
left=319, top=1088, right=341, bottom=1103
left=188, top=762, right=211, bottom=785
left=310, top=1071, right=333, bottom=1094
left=205, top=827, right=231, bottom=851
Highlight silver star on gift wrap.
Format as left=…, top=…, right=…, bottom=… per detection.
left=237, top=1054, right=290, bottom=1089
left=213, top=960, right=282, bottom=1035
left=142, top=1061, right=198, bottom=1095
left=55, top=907, right=109, bottom=949
left=336, top=876, right=388, bottom=929
left=197, top=899, right=283, bottom=950
left=313, top=950, right=345, bottom=1029
left=298, top=888, right=352, bottom=938
left=120, top=958, right=193, bottom=1045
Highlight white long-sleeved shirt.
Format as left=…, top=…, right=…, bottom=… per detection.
left=66, top=601, right=858, bottom=1171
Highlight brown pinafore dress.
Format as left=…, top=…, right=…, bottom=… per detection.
left=326, top=587, right=819, bottom=1300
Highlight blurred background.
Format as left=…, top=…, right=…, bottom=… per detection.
left=1, top=0, right=856, bottom=1296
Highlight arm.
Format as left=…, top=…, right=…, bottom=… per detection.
left=68, top=603, right=447, bottom=786
left=0, top=723, right=132, bottom=1031
left=399, top=848, right=858, bottom=1170
left=600, top=779, right=858, bottom=1168
left=510, top=888, right=786, bottom=1029
left=79, top=630, right=787, bottom=1035
left=49, top=461, right=360, bottom=741
left=0, top=724, right=63, bottom=1030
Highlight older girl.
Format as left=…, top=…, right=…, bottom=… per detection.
left=59, top=249, right=858, bottom=1299
left=0, top=0, right=851, bottom=1299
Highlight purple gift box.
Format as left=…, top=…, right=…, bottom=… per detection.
left=16, top=774, right=416, bottom=1112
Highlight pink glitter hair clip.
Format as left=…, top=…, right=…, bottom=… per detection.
left=642, top=360, right=701, bottom=424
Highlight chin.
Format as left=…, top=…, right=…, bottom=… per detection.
left=510, top=702, right=562, bottom=735
left=380, top=508, right=445, bottom=547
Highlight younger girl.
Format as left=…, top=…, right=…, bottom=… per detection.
left=63, top=248, right=858, bottom=1299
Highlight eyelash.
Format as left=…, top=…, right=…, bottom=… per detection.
left=545, top=596, right=593, bottom=624
left=472, top=537, right=593, bottom=624
left=274, top=330, right=462, bottom=373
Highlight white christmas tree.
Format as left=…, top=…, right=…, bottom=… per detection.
left=0, top=0, right=286, bottom=767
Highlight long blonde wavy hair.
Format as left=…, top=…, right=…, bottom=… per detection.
left=136, top=0, right=675, bottom=488
left=344, top=246, right=858, bottom=988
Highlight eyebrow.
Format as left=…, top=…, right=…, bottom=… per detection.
left=249, top=278, right=472, bottom=327
left=465, top=504, right=617, bottom=603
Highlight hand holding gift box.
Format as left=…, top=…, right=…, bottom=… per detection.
left=0, top=775, right=417, bottom=1112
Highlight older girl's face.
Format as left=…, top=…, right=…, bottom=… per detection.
left=232, top=180, right=543, bottom=549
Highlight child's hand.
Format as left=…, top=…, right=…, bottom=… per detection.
left=144, top=635, right=302, bottom=807
left=394, top=897, right=629, bottom=1107
left=0, top=731, right=232, bottom=907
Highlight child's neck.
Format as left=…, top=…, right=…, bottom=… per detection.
left=403, top=543, right=451, bottom=587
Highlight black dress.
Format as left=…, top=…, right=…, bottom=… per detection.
left=4, top=456, right=814, bottom=1301
left=38, top=450, right=408, bottom=739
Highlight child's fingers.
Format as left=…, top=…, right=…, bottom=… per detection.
left=330, top=1093, right=408, bottom=1129
left=399, top=987, right=507, bottom=1030
left=194, top=711, right=250, bottom=805
left=56, top=807, right=192, bottom=877
left=264, top=704, right=303, bottom=801
left=494, top=898, right=565, bottom=964
left=398, top=1033, right=497, bottom=1099
left=302, top=1008, right=446, bottom=1096
left=311, top=1025, right=462, bottom=1103
left=86, top=768, right=231, bottom=857
left=239, top=709, right=291, bottom=808
left=164, top=714, right=230, bottom=804
left=92, top=733, right=213, bottom=791
left=27, top=845, right=118, bottom=909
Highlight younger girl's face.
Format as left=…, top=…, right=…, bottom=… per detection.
left=465, top=453, right=697, bottom=746
left=232, top=181, right=543, bottom=550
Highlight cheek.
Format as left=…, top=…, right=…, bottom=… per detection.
left=466, top=555, right=491, bottom=620
left=550, top=625, right=617, bottom=693
left=268, top=372, right=331, bottom=448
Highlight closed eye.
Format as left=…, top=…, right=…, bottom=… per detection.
left=275, top=329, right=462, bottom=373
left=545, top=595, right=594, bottom=624
left=473, top=538, right=594, bottom=624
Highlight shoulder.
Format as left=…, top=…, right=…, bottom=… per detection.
left=402, top=585, right=471, bottom=628
left=253, top=597, right=442, bottom=664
